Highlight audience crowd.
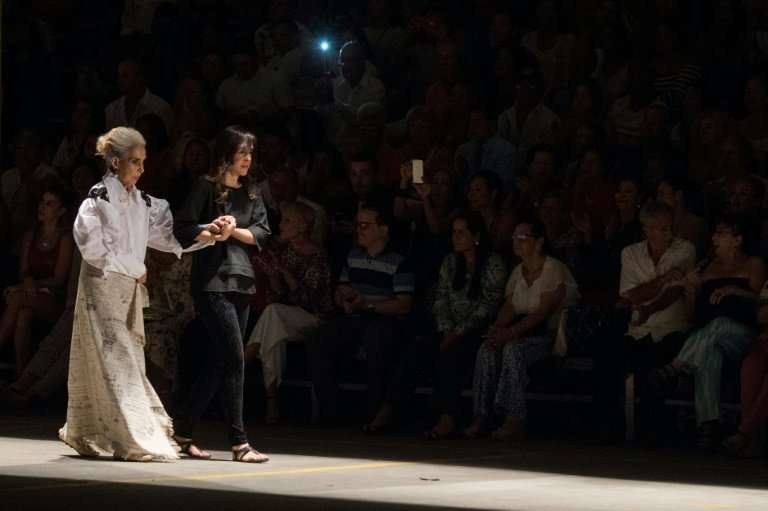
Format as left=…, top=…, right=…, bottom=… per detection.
left=3, top=0, right=768, bottom=455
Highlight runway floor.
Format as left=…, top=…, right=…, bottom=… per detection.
left=1, top=413, right=767, bottom=511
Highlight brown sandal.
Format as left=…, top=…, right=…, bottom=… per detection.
left=175, top=437, right=212, bottom=460
left=232, top=445, right=269, bottom=463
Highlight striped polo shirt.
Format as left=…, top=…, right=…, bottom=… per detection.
left=339, top=246, right=415, bottom=303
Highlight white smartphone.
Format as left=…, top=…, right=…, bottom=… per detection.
left=412, top=159, right=424, bottom=184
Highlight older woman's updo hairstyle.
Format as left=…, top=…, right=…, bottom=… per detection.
left=95, top=127, right=146, bottom=171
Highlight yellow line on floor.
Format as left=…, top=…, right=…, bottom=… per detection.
left=0, top=460, right=414, bottom=493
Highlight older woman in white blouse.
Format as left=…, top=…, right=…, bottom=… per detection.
left=59, top=127, right=213, bottom=462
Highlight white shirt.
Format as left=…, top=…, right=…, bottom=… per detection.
left=74, top=172, right=204, bottom=279
left=620, top=238, right=696, bottom=341
left=333, top=72, right=385, bottom=114
left=105, top=88, right=174, bottom=136
left=506, top=257, right=580, bottom=332
left=1, top=163, right=56, bottom=210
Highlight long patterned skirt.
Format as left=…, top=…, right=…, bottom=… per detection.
left=58, top=263, right=178, bottom=460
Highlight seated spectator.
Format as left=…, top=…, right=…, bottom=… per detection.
left=173, top=77, right=216, bottom=139
left=326, top=155, right=393, bottom=274
left=455, top=109, right=516, bottom=190
left=656, top=174, right=709, bottom=257
left=216, top=46, right=279, bottom=120
left=537, top=192, right=581, bottom=274
left=143, top=249, right=195, bottom=408
left=425, top=40, right=472, bottom=145
left=52, top=98, right=101, bottom=176
left=593, top=201, right=696, bottom=442
left=330, top=41, right=386, bottom=141
left=246, top=201, right=333, bottom=423
left=465, top=171, right=517, bottom=258
left=567, top=146, right=616, bottom=240
left=514, top=144, right=559, bottom=211
left=304, top=142, right=351, bottom=207
left=688, top=110, right=734, bottom=187
left=262, top=19, right=308, bottom=110
left=740, top=73, right=768, bottom=173
left=168, top=135, right=211, bottom=210
left=723, top=282, right=768, bottom=457
left=253, top=0, right=312, bottom=68
left=267, top=167, right=328, bottom=244
left=607, top=59, right=662, bottom=145
left=423, top=212, right=507, bottom=438
left=104, top=57, right=174, bottom=136
left=557, top=80, right=603, bottom=152
left=0, top=186, right=74, bottom=376
left=394, top=107, right=455, bottom=180
left=307, top=201, right=414, bottom=424
left=253, top=122, right=293, bottom=207
left=2, top=128, right=58, bottom=239
left=652, top=23, right=702, bottom=121
left=0, top=252, right=81, bottom=407
left=355, top=102, right=402, bottom=189
left=364, top=0, right=408, bottom=82
left=497, top=67, right=559, bottom=173
left=520, top=0, right=574, bottom=94
left=651, top=215, right=767, bottom=447
left=466, top=218, right=580, bottom=439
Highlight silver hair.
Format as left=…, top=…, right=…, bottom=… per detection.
left=95, top=127, right=146, bottom=168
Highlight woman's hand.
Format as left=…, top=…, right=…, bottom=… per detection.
left=214, top=216, right=237, bottom=241
left=136, top=273, right=147, bottom=285
left=486, top=323, right=515, bottom=349
left=631, top=304, right=651, bottom=326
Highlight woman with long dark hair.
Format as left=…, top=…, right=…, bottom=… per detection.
left=425, top=211, right=508, bottom=439
left=173, top=125, right=271, bottom=463
left=0, top=185, right=74, bottom=377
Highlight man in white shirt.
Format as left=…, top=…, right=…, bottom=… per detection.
left=593, top=200, right=696, bottom=442
left=333, top=41, right=386, bottom=117
left=105, top=58, right=174, bottom=136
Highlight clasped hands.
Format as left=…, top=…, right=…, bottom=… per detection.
left=482, top=323, right=518, bottom=350
left=202, top=215, right=237, bottom=242
left=336, top=286, right=367, bottom=315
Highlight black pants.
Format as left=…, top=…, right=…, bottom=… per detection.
left=307, top=313, right=403, bottom=421
left=431, top=331, right=484, bottom=416
left=593, top=326, right=686, bottom=437
left=175, top=292, right=250, bottom=445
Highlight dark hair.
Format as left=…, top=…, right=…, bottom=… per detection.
left=526, top=143, right=557, bottom=169
left=451, top=211, right=492, bottom=299
left=516, top=216, right=548, bottom=255
left=310, top=143, right=346, bottom=180
left=348, top=151, right=378, bottom=170
left=467, top=171, right=503, bottom=208
left=715, top=213, right=760, bottom=256
left=37, top=183, right=76, bottom=232
left=359, top=199, right=394, bottom=231
left=209, top=125, right=256, bottom=204
left=735, top=175, right=767, bottom=204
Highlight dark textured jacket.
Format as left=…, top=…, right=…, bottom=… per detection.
left=174, top=176, right=270, bottom=293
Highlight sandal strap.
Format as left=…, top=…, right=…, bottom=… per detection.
left=232, top=445, right=268, bottom=462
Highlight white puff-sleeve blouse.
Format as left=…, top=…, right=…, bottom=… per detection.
left=74, top=172, right=206, bottom=279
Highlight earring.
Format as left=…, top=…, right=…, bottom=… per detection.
left=474, top=240, right=480, bottom=246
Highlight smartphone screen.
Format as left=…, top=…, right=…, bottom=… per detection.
left=412, top=159, right=424, bottom=184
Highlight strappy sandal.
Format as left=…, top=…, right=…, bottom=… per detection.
left=175, top=438, right=212, bottom=460
left=232, top=445, right=269, bottom=463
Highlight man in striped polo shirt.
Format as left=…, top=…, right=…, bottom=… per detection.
left=308, top=201, right=414, bottom=424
